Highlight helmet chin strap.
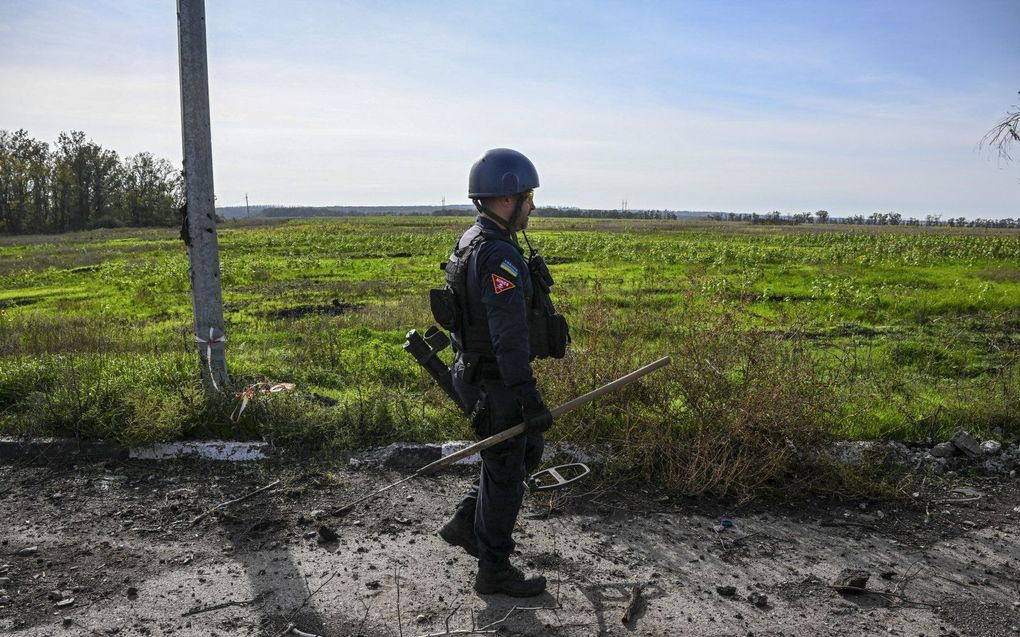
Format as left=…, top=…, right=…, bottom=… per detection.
left=473, top=196, right=529, bottom=247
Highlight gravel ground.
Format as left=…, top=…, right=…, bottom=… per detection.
left=1, top=456, right=1018, bottom=637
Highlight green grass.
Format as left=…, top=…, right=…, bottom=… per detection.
left=0, top=216, right=1018, bottom=489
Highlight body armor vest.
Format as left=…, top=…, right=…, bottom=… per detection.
left=430, top=226, right=569, bottom=361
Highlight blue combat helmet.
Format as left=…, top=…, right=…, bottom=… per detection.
left=468, top=148, right=540, bottom=199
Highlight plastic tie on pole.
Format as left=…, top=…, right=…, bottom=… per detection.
left=195, top=326, right=226, bottom=391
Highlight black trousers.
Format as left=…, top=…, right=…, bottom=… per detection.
left=452, top=361, right=544, bottom=566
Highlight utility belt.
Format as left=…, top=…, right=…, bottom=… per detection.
left=456, top=352, right=501, bottom=385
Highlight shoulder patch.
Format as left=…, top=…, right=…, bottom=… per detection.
left=491, top=273, right=516, bottom=294
left=499, top=259, right=520, bottom=278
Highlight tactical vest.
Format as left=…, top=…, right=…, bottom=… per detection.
left=430, top=226, right=569, bottom=361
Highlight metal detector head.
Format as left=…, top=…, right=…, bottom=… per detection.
left=526, top=463, right=590, bottom=492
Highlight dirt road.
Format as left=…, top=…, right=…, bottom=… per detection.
left=1, top=458, right=1017, bottom=636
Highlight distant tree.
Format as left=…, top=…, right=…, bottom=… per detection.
left=814, top=210, right=829, bottom=224
left=0, top=129, right=50, bottom=234
left=120, top=153, right=183, bottom=226
left=0, top=129, right=184, bottom=234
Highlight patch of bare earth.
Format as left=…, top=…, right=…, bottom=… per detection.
left=0, top=459, right=1017, bottom=636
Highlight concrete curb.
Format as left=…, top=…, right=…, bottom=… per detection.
left=0, top=437, right=127, bottom=461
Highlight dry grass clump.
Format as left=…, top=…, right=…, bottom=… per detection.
left=545, top=289, right=841, bottom=499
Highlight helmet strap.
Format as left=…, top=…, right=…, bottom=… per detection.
left=473, top=199, right=523, bottom=246
left=506, top=192, right=528, bottom=233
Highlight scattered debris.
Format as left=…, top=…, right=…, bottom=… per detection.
left=951, top=430, right=982, bottom=458
left=833, top=569, right=871, bottom=593
left=748, top=591, right=768, bottom=608
left=621, top=584, right=642, bottom=624
left=191, top=479, right=281, bottom=525
left=981, top=440, right=1003, bottom=455
left=317, top=526, right=338, bottom=543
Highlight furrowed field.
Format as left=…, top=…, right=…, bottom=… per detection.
left=1, top=216, right=1018, bottom=495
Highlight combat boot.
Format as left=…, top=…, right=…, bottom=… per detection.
left=438, top=513, right=479, bottom=558
left=474, top=561, right=546, bottom=597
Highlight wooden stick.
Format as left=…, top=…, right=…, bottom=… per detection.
left=334, top=356, right=671, bottom=515
left=418, top=356, right=672, bottom=474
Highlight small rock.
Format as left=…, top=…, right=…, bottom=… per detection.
left=748, top=591, right=768, bottom=608
left=415, top=614, right=427, bottom=624
left=317, top=526, right=339, bottom=543
left=55, top=598, right=75, bottom=608
left=15, top=546, right=38, bottom=557
left=365, top=580, right=381, bottom=590
left=929, top=442, right=956, bottom=458
left=716, top=585, right=737, bottom=597
left=48, top=590, right=65, bottom=601
left=0, top=595, right=10, bottom=606
left=63, top=617, right=73, bottom=627
left=951, top=430, right=982, bottom=457
left=981, top=440, right=1003, bottom=455
left=310, top=510, right=327, bottom=520
left=126, top=587, right=138, bottom=600
left=833, top=569, right=870, bottom=592
left=0, top=577, right=10, bottom=586
left=406, top=496, right=414, bottom=502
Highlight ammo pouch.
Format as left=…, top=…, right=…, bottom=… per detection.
left=429, top=286, right=459, bottom=332
left=529, top=308, right=570, bottom=360
left=527, top=253, right=570, bottom=360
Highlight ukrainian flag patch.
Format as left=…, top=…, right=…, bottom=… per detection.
left=499, top=259, right=519, bottom=278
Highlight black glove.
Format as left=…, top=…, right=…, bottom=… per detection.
left=522, top=400, right=553, bottom=434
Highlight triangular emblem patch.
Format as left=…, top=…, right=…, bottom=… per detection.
left=491, top=273, right=516, bottom=294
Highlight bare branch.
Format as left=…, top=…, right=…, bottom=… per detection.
left=980, top=93, right=1020, bottom=162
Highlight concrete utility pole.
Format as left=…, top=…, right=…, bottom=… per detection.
left=177, top=0, right=229, bottom=392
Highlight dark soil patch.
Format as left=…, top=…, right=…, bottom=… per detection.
left=264, top=299, right=360, bottom=319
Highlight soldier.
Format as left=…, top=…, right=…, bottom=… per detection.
left=431, top=148, right=569, bottom=597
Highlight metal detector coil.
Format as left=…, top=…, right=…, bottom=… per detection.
left=526, top=463, right=590, bottom=492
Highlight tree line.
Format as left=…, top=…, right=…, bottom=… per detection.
left=705, top=210, right=1020, bottom=229
left=0, top=129, right=183, bottom=235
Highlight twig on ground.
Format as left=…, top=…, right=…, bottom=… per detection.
left=621, top=584, right=642, bottom=623
left=411, top=604, right=561, bottom=637
left=191, top=479, right=281, bottom=525
left=277, top=625, right=323, bottom=637
left=891, top=559, right=925, bottom=597
left=277, top=570, right=341, bottom=632
left=819, top=520, right=880, bottom=532
left=396, top=566, right=404, bottom=637
left=182, top=592, right=267, bottom=617
left=827, top=584, right=936, bottom=608
left=936, top=496, right=982, bottom=504
left=444, top=599, right=463, bottom=634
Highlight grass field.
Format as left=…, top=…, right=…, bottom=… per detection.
left=1, top=216, right=1018, bottom=494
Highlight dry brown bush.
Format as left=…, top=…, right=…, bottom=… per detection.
left=543, top=288, right=840, bottom=498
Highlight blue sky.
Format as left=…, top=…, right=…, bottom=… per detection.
left=1, top=0, right=1018, bottom=217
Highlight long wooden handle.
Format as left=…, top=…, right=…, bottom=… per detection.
left=415, top=356, right=671, bottom=475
